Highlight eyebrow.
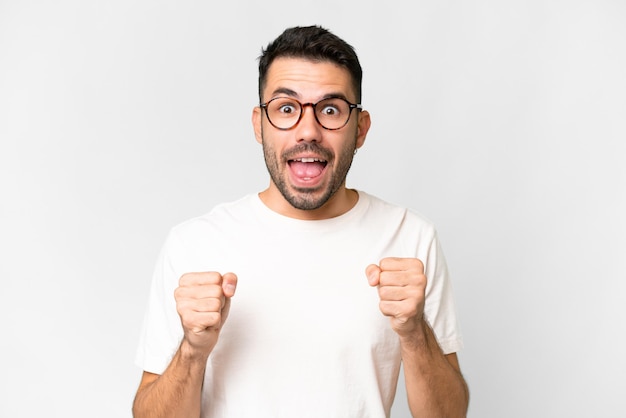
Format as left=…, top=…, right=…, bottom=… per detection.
left=269, top=88, right=352, bottom=103
left=270, top=87, right=299, bottom=98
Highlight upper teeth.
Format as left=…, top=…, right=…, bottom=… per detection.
left=297, top=158, right=323, bottom=163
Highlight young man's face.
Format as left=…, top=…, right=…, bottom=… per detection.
left=253, top=57, right=370, bottom=217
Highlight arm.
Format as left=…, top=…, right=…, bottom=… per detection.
left=367, top=258, right=469, bottom=418
left=399, top=322, right=469, bottom=417
left=132, top=272, right=237, bottom=418
left=132, top=343, right=207, bottom=418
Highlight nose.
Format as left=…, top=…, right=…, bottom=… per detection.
left=295, top=103, right=322, bottom=142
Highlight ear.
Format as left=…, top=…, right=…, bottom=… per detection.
left=355, top=110, right=371, bottom=149
left=252, top=106, right=263, bottom=144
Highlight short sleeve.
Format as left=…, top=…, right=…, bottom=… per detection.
left=422, top=231, right=464, bottom=354
left=134, top=230, right=186, bottom=374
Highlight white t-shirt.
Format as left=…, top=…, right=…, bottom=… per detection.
left=135, top=191, right=463, bottom=417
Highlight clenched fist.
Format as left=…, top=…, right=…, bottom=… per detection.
left=174, top=272, right=237, bottom=356
left=366, top=258, right=427, bottom=338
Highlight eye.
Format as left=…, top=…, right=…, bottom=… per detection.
left=318, top=98, right=346, bottom=118
left=278, top=103, right=297, bottom=114
left=321, top=105, right=339, bottom=116
left=270, top=98, right=299, bottom=116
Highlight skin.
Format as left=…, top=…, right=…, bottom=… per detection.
left=133, top=272, right=237, bottom=418
left=252, top=58, right=371, bottom=220
left=133, top=57, right=468, bottom=418
left=366, top=258, right=469, bottom=417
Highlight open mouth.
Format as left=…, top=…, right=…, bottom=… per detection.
left=288, top=157, right=328, bottom=181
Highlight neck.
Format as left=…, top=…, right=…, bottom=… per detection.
left=258, top=186, right=359, bottom=220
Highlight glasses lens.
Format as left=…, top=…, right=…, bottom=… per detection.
left=315, top=98, right=351, bottom=130
left=266, top=98, right=301, bottom=129
left=264, top=97, right=355, bottom=130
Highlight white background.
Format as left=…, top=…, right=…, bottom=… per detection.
left=1, top=1, right=625, bottom=417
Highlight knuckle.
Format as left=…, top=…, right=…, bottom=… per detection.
left=379, top=300, right=387, bottom=312
left=412, top=258, right=424, bottom=271
left=179, top=271, right=223, bottom=286
left=378, top=286, right=393, bottom=300
left=408, top=286, right=422, bottom=298
left=379, top=300, right=396, bottom=316
left=174, top=285, right=190, bottom=298
left=175, top=298, right=190, bottom=311
left=179, top=272, right=197, bottom=285
left=182, top=311, right=222, bottom=332
left=379, top=257, right=396, bottom=269
left=416, top=274, right=427, bottom=288
left=207, top=298, right=222, bottom=312
left=203, top=312, right=221, bottom=327
left=378, top=271, right=394, bottom=285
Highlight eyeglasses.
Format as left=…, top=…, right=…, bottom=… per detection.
left=260, top=96, right=362, bottom=131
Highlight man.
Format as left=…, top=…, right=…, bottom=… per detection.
left=133, top=26, right=468, bottom=418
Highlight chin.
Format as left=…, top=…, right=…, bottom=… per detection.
left=285, top=183, right=343, bottom=211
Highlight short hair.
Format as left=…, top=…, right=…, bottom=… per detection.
left=258, top=26, right=363, bottom=103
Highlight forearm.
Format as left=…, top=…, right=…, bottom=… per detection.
left=132, top=339, right=209, bottom=418
left=401, top=320, right=469, bottom=418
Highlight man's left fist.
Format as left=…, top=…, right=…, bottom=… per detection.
left=366, top=257, right=427, bottom=337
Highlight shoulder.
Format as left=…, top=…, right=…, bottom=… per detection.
left=167, top=194, right=257, bottom=244
left=154, top=194, right=259, bottom=272
left=359, top=191, right=437, bottom=233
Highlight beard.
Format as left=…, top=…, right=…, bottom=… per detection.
left=261, top=131, right=357, bottom=211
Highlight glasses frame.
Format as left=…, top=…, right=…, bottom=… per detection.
left=260, top=96, right=362, bottom=131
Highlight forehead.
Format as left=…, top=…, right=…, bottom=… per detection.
left=263, top=57, right=355, bottom=101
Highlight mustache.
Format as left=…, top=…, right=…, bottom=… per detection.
left=282, top=143, right=333, bottom=161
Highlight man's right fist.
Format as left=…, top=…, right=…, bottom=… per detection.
left=174, top=272, right=238, bottom=355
